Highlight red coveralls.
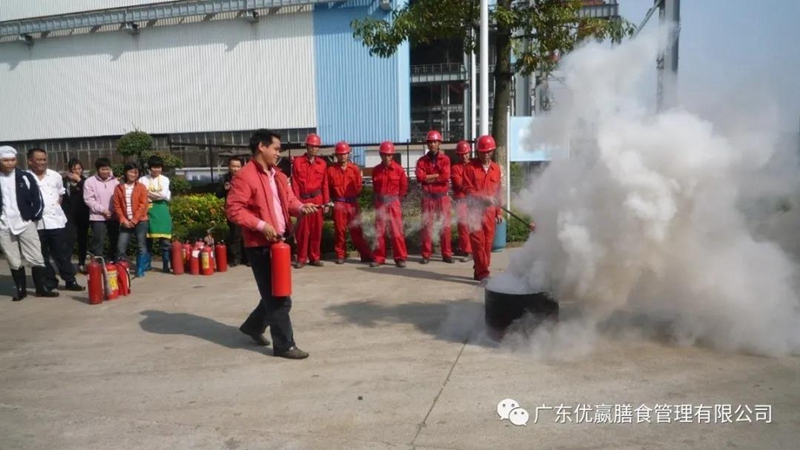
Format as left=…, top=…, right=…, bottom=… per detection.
left=291, top=154, right=329, bottom=264
left=415, top=151, right=453, bottom=260
left=372, top=160, right=409, bottom=264
left=462, top=159, right=503, bottom=281
left=450, top=161, right=472, bottom=256
left=327, top=163, right=372, bottom=261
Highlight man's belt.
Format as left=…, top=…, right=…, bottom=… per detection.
left=424, top=192, right=448, bottom=200
left=300, top=189, right=322, bottom=199
left=375, top=195, right=400, bottom=203
left=334, top=197, right=357, bottom=204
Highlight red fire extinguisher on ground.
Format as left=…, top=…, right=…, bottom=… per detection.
left=171, top=240, right=184, bottom=275
left=189, top=248, right=200, bottom=275
left=104, top=261, right=120, bottom=301
left=201, top=246, right=214, bottom=276
left=87, top=257, right=104, bottom=305
left=182, top=241, right=192, bottom=271
left=116, top=260, right=131, bottom=296
left=271, top=240, right=292, bottom=296
left=215, top=241, right=228, bottom=272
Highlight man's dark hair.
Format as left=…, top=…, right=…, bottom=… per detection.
left=228, top=156, right=244, bottom=166
left=95, top=157, right=111, bottom=170
left=67, top=158, right=83, bottom=170
left=147, top=155, right=164, bottom=169
left=27, top=147, right=46, bottom=159
left=249, top=129, right=281, bottom=154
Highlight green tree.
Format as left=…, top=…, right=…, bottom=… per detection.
left=117, top=130, right=153, bottom=161
left=351, top=0, right=634, bottom=194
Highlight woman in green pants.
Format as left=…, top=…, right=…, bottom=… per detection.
left=139, top=155, right=173, bottom=272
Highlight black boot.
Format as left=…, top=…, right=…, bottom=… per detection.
left=32, top=266, right=59, bottom=298
left=11, top=268, right=27, bottom=302
left=162, top=248, right=171, bottom=273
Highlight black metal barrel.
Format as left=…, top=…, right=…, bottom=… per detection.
left=484, top=288, right=559, bottom=339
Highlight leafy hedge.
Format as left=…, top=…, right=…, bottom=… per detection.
left=167, top=188, right=531, bottom=252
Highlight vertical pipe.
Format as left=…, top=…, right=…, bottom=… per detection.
left=479, top=0, right=489, bottom=136
left=470, top=30, right=477, bottom=142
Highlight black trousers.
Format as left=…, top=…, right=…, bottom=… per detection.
left=241, top=246, right=294, bottom=353
left=65, top=217, right=89, bottom=267
left=227, top=220, right=246, bottom=264
left=91, top=220, right=120, bottom=261
left=39, top=228, right=77, bottom=287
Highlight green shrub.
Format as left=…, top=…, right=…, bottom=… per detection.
left=170, top=176, right=192, bottom=195
left=117, top=130, right=153, bottom=159
left=170, top=194, right=228, bottom=242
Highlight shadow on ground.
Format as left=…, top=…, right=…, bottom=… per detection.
left=138, top=310, right=267, bottom=354
left=354, top=265, right=478, bottom=286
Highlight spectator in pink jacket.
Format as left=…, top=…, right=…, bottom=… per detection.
left=83, top=158, right=120, bottom=261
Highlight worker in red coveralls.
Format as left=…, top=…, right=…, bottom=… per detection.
left=462, top=135, right=504, bottom=283
left=370, top=141, right=408, bottom=268
left=450, top=140, right=473, bottom=263
left=414, top=130, right=454, bottom=264
left=291, top=133, right=329, bottom=268
left=326, top=141, right=373, bottom=264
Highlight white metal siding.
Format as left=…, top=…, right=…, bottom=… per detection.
left=0, top=12, right=317, bottom=141
left=0, top=1, right=165, bottom=21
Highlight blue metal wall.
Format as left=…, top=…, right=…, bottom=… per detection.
left=313, top=0, right=410, bottom=163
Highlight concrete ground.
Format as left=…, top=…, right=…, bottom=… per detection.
left=0, top=248, right=798, bottom=450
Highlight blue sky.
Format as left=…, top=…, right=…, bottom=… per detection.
left=619, top=0, right=800, bottom=132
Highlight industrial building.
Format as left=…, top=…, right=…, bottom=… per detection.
left=0, top=0, right=410, bottom=169
left=0, top=0, right=620, bottom=175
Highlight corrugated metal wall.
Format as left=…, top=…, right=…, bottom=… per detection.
left=0, top=0, right=164, bottom=21
left=312, top=0, right=410, bottom=147
left=0, top=10, right=317, bottom=141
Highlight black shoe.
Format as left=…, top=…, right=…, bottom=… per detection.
left=11, top=268, right=27, bottom=302
left=443, top=257, right=455, bottom=263
left=275, top=346, right=309, bottom=359
left=309, top=260, right=324, bottom=267
left=32, top=266, right=59, bottom=298
left=294, top=262, right=305, bottom=269
left=370, top=261, right=382, bottom=268
left=395, top=260, right=406, bottom=268
left=335, top=259, right=345, bottom=265
left=421, top=258, right=430, bottom=265
left=65, top=281, right=86, bottom=291
left=239, top=324, right=271, bottom=346
left=461, top=254, right=472, bottom=262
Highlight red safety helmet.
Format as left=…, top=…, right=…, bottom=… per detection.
left=334, top=141, right=351, bottom=155
left=379, top=141, right=395, bottom=155
left=455, top=140, right=471, bottom=155
left=305, top=133, right=321, bottom=147
left=426, top=130, right=443, bottom=142
left=476, top=135, right=497, bottom=153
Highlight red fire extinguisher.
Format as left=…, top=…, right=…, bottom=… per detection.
left=171, top=240, right=184, bottom=275
left=201, top=246, right=214, bottom=276
left=116, top=260, right=131, bottom=296
left=215, top=241, right=228, bottom=272
left=189, top=248, right=200, bottom=275
left=271, top=240, right=292, bottom=296
left=87, top=257, right=104, bottom=305
left=104, top=261, right=120, bottom=301
left=182, top=241, right=192, bottom=270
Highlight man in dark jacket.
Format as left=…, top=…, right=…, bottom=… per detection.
left=0, top=146, right=59, bottom=300
left=216, top=156, right=247, bottom=266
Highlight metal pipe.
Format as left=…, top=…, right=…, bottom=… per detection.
left=470, top=29, right=477, bottom=142
left=479, top=0, right=489, bottom=136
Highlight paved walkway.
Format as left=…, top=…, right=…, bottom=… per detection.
left=0, top=249, right=797, bottom=449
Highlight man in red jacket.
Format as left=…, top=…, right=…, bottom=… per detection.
left=370, top=141, right=408, bottom=268
left=226, top=129, right=319, bottom=360
left=462, top=135, right=504, bottom=283
left=291, top=133, right=329, bottom=268
left=326, top=141, right=372, bottom=264
left=450, top=140, right=472, bottom=263
left=415, top=130, right=454, bottom=264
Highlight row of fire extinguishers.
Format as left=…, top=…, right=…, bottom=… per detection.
left=85, top=240, right=230, bottom=305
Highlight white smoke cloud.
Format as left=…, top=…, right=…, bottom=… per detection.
left=490, top=27, right=800, bottom=357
